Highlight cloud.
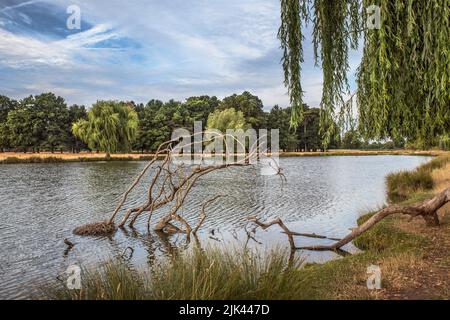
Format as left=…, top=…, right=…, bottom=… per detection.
left=0, top=0, right=362, bottom=109
left=0, top=1, right=42, bottom=13
left=0, top=23, right=123, bottom=68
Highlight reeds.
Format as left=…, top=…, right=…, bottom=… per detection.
left=43, top=247, right=307, bottom=300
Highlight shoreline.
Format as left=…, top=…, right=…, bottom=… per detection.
left=0, top=149, right=444, bottom=164
left=40, top=154, right=450, bottom=299
left=293, top=154, right=450, bottom=299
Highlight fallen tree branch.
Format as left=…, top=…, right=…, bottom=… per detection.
left=283, top=231, right=341, bottom=241
left=249, top=188, right=450, bottom=253
left=247, top=216, right=296, bottom=252
left=298, top=188, right=450, bottom=251
left=247, top=216, right=341, bottom=242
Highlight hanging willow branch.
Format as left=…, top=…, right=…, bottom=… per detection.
left=279, top=0, right=449, bottom=148
left=279, top=0, right=308, bottom=128
left=357, top=0, right=450, bottom=146
left=279, top=0, right=361, bottom=147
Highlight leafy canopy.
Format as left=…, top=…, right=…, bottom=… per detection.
left=72, top=101, right=138, bottom=154
left=207, top=108, right=248, bottom=132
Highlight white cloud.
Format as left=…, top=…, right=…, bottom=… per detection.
left=0, top=23, right=119, bottom=68
left=0, top=0, right=362, bottom=109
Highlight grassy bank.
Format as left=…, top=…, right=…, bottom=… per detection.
left=0, top=149, right=444, bottom=164
left=295, top=154, right=450, bottom=299
left=43, top=154, right=450, bottom=300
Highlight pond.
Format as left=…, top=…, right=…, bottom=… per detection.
left=0, top=155, right=431, bottom=299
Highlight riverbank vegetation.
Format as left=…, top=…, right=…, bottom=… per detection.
left=1, top=93, right=447, bottom=158
left=43, top=155, right=450, bottom=300
left=387, top=155, right=450, bottom=202
left=45, top=248, right=308, bottom=300
left=0, top=149, right=444, bottom=165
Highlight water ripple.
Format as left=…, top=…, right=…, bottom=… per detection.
left=0, top=156, right=432, bottom=299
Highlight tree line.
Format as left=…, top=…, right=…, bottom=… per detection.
left=0, top=91, right=426, bottom=154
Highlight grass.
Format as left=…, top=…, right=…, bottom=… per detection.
left=386, top=155, right=450, bottom=202
left=0, top=149, right=444, bottom=164
left=432, top=162, right=450, bottom=192
left=44, top=247, right=310, bottom=300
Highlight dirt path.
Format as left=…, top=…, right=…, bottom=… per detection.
left=382, top=205, right=450, bottom=299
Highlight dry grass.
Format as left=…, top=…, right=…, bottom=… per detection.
left=0, top=152, right=143, bottom=161
left=386, top=154, right=450, bottom=203
left=73, top=221, right=116, bottom=236
left=0, top=149, right=445, bottom=164
left=432, top=162, right=450, bottom=192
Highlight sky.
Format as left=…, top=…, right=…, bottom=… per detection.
left=0, top=0, right=362, bottom=110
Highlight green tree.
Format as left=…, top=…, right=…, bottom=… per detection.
left=134, top=99, right=165, bottom=152
left=6, top=105, right=35, bottom=152
left=218, top=92, right=266, bottom=129
left=134, top=99, right=199, bottom=152
left=207, top=108, right=247, bottom=132
left=0, top=123, right=9, bottom=152
left=72, top=101, right=138, bottom=157
left=67, top=105, right=88, bottom=152
left=5, top=93, right=69, bottom=152
left=0, top=95, right=16, bottom=122
left=0, top=95, right=16, bottom=151
left=35, top=93, right=70, bottom=152
left=267, top=105, right=298, bottom=151
left=297, top=108, right=323, bottom=151
left=341, top=129, right=362, bottom=149
left=183, top=95, right=220, bottom=128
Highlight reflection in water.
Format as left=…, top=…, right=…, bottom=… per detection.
left=0, top=155, right=432, bottom=299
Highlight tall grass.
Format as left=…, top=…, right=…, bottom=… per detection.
left=386, top=155, right=449, bottom=203
left=43, top=247, right=308, bottom=300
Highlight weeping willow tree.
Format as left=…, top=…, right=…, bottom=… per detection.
left=72, top=101, right=138, bottom=157
left=280, top=0, right=449, bottom=148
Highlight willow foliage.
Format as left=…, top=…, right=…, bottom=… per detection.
left=72, top=101, right=138, bottom=154
left=357, top=0, right=449, bottom=147
left=280, top=0, right=449, bottom=148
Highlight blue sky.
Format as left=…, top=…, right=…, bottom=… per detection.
left=0, top=0, right=362, bottom=110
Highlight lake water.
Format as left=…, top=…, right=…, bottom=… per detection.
left=0, top=155, right=431, bottom=299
